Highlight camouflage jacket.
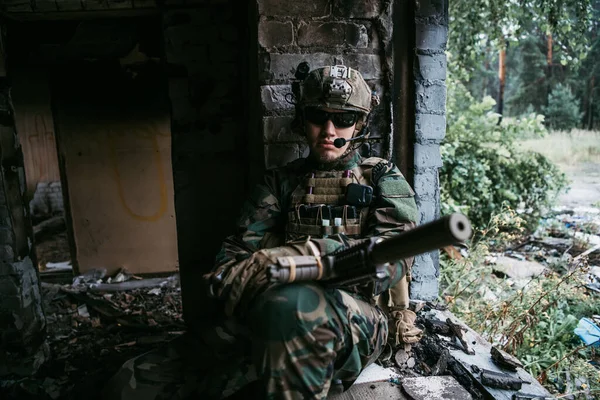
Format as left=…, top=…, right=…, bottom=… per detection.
left=212, top=152, right=419, bottom=297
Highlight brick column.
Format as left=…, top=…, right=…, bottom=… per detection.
left=410, top=0, right=448, bottom=300
left=0, top=34, right=48, bottom=376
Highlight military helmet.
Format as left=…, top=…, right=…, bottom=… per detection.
left=297, top=65, right=374, bottom=115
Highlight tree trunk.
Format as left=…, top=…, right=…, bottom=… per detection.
left=588, top=76, right=595, bottom=130
left=497, top=47, right=506, bottom=124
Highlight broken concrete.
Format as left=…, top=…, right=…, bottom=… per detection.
left=492, top=256, right=548, bottom=279
left=402, top=375, right=473, bottom=400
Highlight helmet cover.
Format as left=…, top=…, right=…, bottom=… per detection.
left=298, top=65, right=373, bottom=114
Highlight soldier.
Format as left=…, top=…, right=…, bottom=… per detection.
left=103, top=64, right=422, bottom=400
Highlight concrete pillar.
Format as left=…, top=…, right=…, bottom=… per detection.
left=410, top=0, right=448, bottom=300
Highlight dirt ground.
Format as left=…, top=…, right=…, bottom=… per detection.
left=558, top=162, right=600, bottom=210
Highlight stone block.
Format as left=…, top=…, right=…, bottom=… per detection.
left=416, top=0, right=446, bottom=20
left=347, top=23, right=369, bottom=48
left=262, top=116, right=304, bottom=143
left=415, top=113, right=446, bottom=142
left=415, top=54, right=447, bottom=81
left=258, top=20, right=294, bottom=48
left=410, top=252, right=439, bottom=301
left=262, top=53, right=335, bottom=81
left=416, top=194, right=438, bottom=224
left=413, top=169, right=438, bottom=197
left=402, top=376, right=473, bottom=400
left=258, top=0, right=330, bottom=17
left=332, top=0, right=382, bottom=18
left=260, top=85, right=294, bottom=111
left=415, top=23, right=448, bottom=50
left=343, top=53, right=381, bottom=79
left=414, top=142, right=442, bottom=169
left=297, top=22, right=369, bottom=48
left=415, top=82, right=446, bottom=114
left=264, top=143, right=303, bottom=169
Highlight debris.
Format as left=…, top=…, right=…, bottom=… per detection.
left=479, top=368, right=528, bottom=390
left=430, top=348, right=449, bottom=376
left=536, top=237, right=573, bottom=248
left=402, top=376, right=473, bottom=400
left=76, top=304, right=90, bottom=318
left=110, top=268, right=134, bottom=283
left=446, top=318, right=475, bottom=355
left=72, top=268, right=107, bottom=286
left=574, top=318, right=600, bottom=347
left=409, top=300, right=426, bottom=313
left=44, top=261, right=72, bottom=272
left=442, top=245, right=463, bottom=260
left=352, top=363, right=399, bottom=385
left=423, top=318, right=450, bottom=335
left=573, top=243, right=600, bottom=262
left=88, top=276, right=178, bottom=292
left=491, top=346, right=523, bottom=371
left=491, top=256, right=547, bottom=280
left=0, top=273, right=185, bottom=400
left=394, top=347, right=410, bottom=369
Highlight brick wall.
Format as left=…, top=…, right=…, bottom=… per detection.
left=256, top=0, right=395, bottom=174
left=411, top=0, right=448, bottom=300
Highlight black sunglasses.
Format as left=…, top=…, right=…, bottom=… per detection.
left=304, top=107, right=359, bottom=128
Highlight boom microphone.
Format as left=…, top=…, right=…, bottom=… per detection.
left=333, top=134, right=366, bottom=148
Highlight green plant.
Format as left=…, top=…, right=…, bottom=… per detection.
left=440, top=212, right=600, bottom=398
left=441, top=76, right=568, bottom=231
left=543, top=84, right=584, bottom=131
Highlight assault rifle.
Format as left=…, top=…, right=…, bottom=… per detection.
left=267, top=213, right=472, bottom=287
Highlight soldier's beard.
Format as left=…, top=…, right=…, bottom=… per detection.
left=309, top=148, right=357, bottom=170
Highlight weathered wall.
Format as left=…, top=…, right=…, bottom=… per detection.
left=410, top=0, right=448, bottom=300
left=12, top=68, right=64, bottom=219
left=0, top=57, right=49, bottom=376
left=52, top=69, right=178, bottom=276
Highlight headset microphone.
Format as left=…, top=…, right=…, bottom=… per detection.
left=333, top=136, right=362, bottom=148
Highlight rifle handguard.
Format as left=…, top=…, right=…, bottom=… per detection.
left=267, top=213, right=472, bottom=286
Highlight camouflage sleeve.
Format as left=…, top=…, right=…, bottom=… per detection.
left=366, top=160, right=419, bottom=289
left=214, top=172, right=285, bottom=266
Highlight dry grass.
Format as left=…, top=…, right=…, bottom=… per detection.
left=518, top=129, right=600, bottom=166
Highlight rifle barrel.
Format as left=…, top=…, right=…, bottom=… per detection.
left=370, top=213, right=471, bottom=265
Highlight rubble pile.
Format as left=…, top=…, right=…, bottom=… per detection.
left=0, top=269, right=184, bottom=400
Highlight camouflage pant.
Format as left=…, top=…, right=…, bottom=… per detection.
left=102, top=283, right=388, bottom=400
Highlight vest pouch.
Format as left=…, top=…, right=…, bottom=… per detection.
left=345, top=183, right=373, bottom=207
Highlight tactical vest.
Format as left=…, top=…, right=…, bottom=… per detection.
left=286, top=157, right=383, bottom=242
